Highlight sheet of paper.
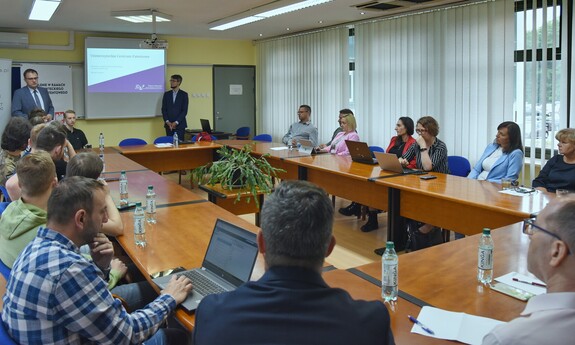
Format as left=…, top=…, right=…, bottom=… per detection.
left=495, top=271, right=546, bottom=295
left=154, top=143, right=173, bottom=148
left=411, top=306, right=505, bottom=345
left=269, top=146, right=289, bottom=151
left=498, top=189, right=537, bottom=197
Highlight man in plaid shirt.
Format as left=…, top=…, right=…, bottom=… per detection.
left=2, top=176, right=193, bottom=344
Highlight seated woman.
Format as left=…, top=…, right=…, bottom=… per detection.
left=318, top=112, right=359, bottom=155
left=468, top=121, right=523, bottom=183
left=532, top=128, right=575, bottom=192
left=360, top=117, right=417, bottom=232
left=400, top=116, right=449, bottom=239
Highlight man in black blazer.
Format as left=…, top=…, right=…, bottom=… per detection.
left=11, top=68, right=54, bottom=119
left=193, top=180, right=395, bottom=345
left=161, top=74, right=189, bottom=140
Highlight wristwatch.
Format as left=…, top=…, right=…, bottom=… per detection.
left=419, top=147, right=428, bottom=152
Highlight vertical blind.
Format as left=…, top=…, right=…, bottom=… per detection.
left=255, top=28, right=349, bottom=142
left=353, top=0, right=515, bottom=163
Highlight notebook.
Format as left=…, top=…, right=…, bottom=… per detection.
left=298, top=139, right=328, bottom=155
left=200, top=119, right=224, bottom=134
left=346, top=140, right=378, bottom=165
left=152, top=218, right=258, bottom=311
left=373, top=151, right=421, bottom=174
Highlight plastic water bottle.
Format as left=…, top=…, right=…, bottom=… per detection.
left=99, top=153, right=105, bottom=173
left=145, top=185, right=157, bottom=224
left=288, top=134, right=293, bottom=150
left=99, top=132, right=105, bottom=154
left=119, top=170, right=129, bottom=206
left=382, top=241, right=398, bottom=302
left=477, top=228, right=494, bottom=284
left=173, top=132, right=179, bottom=148
left=133, top=202, right=146, bottom=247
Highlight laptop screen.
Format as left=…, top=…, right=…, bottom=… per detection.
left=200, top=119, right=212, bottom=133
left=202, top=219, right=258, bottom=287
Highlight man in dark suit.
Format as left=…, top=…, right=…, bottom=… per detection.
left=161, top=74, right=189, bottom=140
left=11, top=68, right=54, bottom=119
left=193, top=180, right=395, bottom=345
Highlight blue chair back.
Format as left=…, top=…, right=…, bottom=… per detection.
left=0, top=257, right=11, bottom=280
left=235, top=127, right=250, bottom=139
left=118, top=138, right=147, bottom=146
left=153, top=136, right=173, bottom=144
left=448, top=155, right=471, bottom=177
left=0, top=185, right=11, bottom=203
left=368, top=146, right=385, bottom=158
left=0, top=202, right=10, bottom=216
left=252, top=134, right=272, bottom=142
left=0, top=315, right=17, bottom=345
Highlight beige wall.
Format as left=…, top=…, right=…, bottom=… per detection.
left=1, top=31, right=255, bottom=145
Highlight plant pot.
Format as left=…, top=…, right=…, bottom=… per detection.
left=228, top=168, right=247, bottom=189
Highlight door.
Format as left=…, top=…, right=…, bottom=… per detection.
left=213, top=65, right=255, bottom=135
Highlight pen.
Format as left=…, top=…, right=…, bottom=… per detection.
left=512, top=277, right=546, bottom=288
left=408, top=315, right=435, bottom=335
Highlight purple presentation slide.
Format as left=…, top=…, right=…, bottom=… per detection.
left=88, top=65, right=164, bottom=93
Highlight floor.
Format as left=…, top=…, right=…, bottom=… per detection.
left=163, top=172, right=388, bottom=269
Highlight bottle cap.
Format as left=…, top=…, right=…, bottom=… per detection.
left=148, top=185, right=153, bottom=190
left=135, top=202, right=142, bottom=207
left=386, top=241, right=394, bottom=249
left=121, top=170, right=126, bottom=174
left=482, top=228, right=491, bottom=235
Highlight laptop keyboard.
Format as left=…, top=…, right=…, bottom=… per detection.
left=179, top=270, right=227, bottom=296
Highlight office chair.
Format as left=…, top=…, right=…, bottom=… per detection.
left=252, top=134, right=272, bottom=142
left=368, top=146, right=385, bottom=158
left=0, top=185, right=11, bottom=202
left=234, top=127, right=250, bottom=140
left=0, top=202, right=10, bottom=217
left=153, top=136, right=173, bottom=144
left=447, top=156, right=471, bottom=177
left=0, top=257, right=11, bottom=280
left=118, top=138, right=147, bottom=146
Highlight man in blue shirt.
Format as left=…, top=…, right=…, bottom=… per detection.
left=2, top=176, right=193, bottom=344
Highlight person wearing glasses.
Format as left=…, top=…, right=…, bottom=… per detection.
left=162, top=74, right=189, bottom=140
left=468, top=122, right=524, bottom=183
left=532, top=128, right=575, bottom=193
left=482, top=196, right=575, bottom=345
left=11, top=68, right=54, bottom=119
left=282, top=105, right=319, bottom=147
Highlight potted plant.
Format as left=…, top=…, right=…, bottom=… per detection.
left=192, top=145, right=285, bottom=208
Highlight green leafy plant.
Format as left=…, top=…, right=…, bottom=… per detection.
left=192, top=145, right=285, bottom=208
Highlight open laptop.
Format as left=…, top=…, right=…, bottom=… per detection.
left=200, top=119, right=224, bottom=134
left=152, top=219, right=258, bottom=311
left=298, top=139, right=329, bottom=155
left=373, top=151, right=423, bottom=175
left=345, top=140, right=378, bottom=165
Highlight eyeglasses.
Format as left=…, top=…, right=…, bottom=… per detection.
left=297, top=111, right=309, bottom=114
left=523, top=218, right=571, bottom=254
left=416, top=128, right=427, bottom=134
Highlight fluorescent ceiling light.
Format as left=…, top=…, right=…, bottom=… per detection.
left=210, top=0, right=333, bottom=31
left=29, top=0, right=61, bottom=21
left=112, top=10, right=172, bottom=23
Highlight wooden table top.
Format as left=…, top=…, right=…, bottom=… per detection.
left=216, top=140, right=313, bottom=160
left=288, top=154, right=394, bottom=180
left=100, top=153, right=150, bottom=174
left=375, top=173, right=552, bottom=219
left=106, top=170, right=204, bottom=207
left=354, top=222, right=532, bottom=322
left=114, top=142, right=221, bottom=155
left=323, top=269, right=444, bottom=344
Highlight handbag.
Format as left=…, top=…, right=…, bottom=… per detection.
left=405, top=220, right=444, bottom=252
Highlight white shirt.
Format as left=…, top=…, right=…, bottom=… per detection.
left=478, top=147, right=503, bottom=180
left=482, top=292, right=575, bottom=345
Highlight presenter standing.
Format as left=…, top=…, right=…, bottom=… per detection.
left=11, top=68, right=54, bottom=119
left=161, top=74, right=189, bottom=140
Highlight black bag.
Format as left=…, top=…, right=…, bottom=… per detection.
left=405, top=220, right=444, bottom=252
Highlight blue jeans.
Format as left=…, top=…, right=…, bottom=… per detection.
left=111, top=281, right=158, bottom=311
left=144, top=328, right=189, bottom=345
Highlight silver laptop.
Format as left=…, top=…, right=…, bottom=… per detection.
left=298, top=139, right=328, bottom=155
left=152, top=219, right=258, bottom=311
left=345, top=140, right=378, bottom=165
left=373, top=151, right=423, bottom=175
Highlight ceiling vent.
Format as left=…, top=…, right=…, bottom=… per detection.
left=355, top=1, right=401, bottom=11
left=0, top=32, right=29, bottom=48
left=354, top=0, right=465, bottom=13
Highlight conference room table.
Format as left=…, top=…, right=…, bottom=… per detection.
left=351, top=222, right=532, bottom=323
left=113, top=142, right=220, bottom=173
